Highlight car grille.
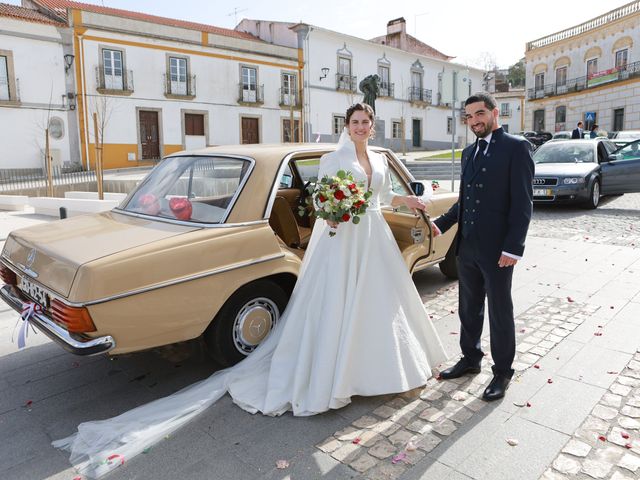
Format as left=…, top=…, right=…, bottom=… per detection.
left=533, top=177, right=558, bottom=186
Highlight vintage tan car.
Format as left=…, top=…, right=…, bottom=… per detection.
left=0, top=144, right=458, bottom=366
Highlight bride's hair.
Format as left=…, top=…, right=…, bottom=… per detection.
left=346, top=103, right=375, bottom=139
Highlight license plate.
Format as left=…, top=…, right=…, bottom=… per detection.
left=533, top=188, right=552, bottom=196
left=17, top=275, right=49, bottom=308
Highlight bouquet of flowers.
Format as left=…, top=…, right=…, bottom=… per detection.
left=299, top=170, right=372, bottom=237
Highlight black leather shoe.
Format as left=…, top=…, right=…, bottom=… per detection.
left=482, top=374, right=510, bottom=401
left=439, top=358, right=481, bottom=380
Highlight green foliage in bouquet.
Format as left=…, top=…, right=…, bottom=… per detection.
left=298, top=170, right=372, bottom=236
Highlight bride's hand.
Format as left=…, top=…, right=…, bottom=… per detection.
left=403, top=195, right=427, bottom=212
left=327, top=220, right=339, bottom=228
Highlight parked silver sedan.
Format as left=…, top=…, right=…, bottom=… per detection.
left=532, top=138, right=640, bottom=209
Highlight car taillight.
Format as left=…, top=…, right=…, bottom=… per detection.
left=0, top=264, right=17, bottom=285
left=50, top=299, right=96, bottom=333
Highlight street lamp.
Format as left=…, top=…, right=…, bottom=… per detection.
left=63, top=54, right=75, bottom=73
left=319, top=67, right=329, bottom=81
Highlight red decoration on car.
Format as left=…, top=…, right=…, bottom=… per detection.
left=169, top=197, right=192, bottom=220
left=138, top=193, right=160, bottom=215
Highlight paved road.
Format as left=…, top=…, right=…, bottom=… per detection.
left=0, top=194, right=639, bottom=480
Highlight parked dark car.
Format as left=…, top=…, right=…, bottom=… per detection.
left=532, top=138, right=640, bottom=209
left=515, top=131, right=553, bottom=148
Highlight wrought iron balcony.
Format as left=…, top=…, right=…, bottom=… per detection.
left=336, top=73, right=357, bottom=92
left=527, top=61, right=640, bottom=100
left=238, top=84, right=264, bottom=104
left=279, top=88, right=301, bottom=107
left=96, top=66, right=134, bottom=93
left=163, top=73, right=196, bottom=97
left=408, top=87, right=432, bottom=104
left=379, top=82, right=394, bottom=98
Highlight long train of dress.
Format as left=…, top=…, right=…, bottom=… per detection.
left=53, top=136, right=447, bottom=478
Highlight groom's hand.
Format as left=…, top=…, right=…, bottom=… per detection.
left=498, top=254, right=518, bottom=267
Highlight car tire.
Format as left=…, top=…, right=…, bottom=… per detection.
left=584, top=178, right=600, bottom=209
left=204, top=280, right=289, bottom=367
left=439, top=241, right=458, bottom=279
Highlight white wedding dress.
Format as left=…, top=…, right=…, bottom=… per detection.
left=53, top=132, right=447, bottom=478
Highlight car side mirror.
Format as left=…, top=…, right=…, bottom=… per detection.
left=607, top=154, right=620, bottom=162
left=410, top=181, right=424, bottom=196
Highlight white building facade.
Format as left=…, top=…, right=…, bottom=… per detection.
left=493, top=89, right=525, bottom=134
left=524, top=1, right=640, bottom=135
left=26, top=0, right=301, bottom=170
left=0, top=3, right=78, bottom=171
left=239, top=18, right=485, bottom=150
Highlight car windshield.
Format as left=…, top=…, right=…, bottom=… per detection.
left=615, top=139, right=640, bottom=160
left=121, top=156, right=252, bottom=223
left=533, top=143, right=594, bottom=164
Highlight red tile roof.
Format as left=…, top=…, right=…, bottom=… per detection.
left=32, top=0, right=261, bottom=41
left=0, top=2, right=65, bottom=26
left=369, top=33, right=453, bottom=61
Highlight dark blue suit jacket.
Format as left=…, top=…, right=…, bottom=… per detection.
left=434, top=128, right=534, bottom=258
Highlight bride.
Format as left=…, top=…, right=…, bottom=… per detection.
left=54, top=103, right=447, bottom=478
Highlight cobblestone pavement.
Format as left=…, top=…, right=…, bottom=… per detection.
left=316, top=296, right=599, bottom=479
left=316, top=193, right=640, bottom=479
left=529, top=193, right=640, bottom=248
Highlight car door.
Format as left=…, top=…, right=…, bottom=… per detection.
left=601, top=140, right=640, bottom=194
left=379, top=152, right=436, bottom=273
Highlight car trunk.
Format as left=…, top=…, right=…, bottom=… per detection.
left=2, top=211, right=199, bottom=298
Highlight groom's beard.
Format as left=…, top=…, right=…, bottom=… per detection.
left=471, top=117, right=495, bottom=138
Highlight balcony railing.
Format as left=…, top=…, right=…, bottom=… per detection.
left=96, top=66, right=134, bottom=93
left=379, top=82, right=394, bottom=98
left=527, top=1, right=640, bottom=51
left=527, top=61, right=640, bottom=100
left=163, top=73, right=196, bottom=97
left=279, top=88, right=301, bottom=107
left=336, top=73, right=357, bottom=92
left=408, top=87, right=432, bottom=104
left=238, top=83, right=264, bottom=104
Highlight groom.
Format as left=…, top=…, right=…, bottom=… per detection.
left=431, top=92, right=534, bottom=401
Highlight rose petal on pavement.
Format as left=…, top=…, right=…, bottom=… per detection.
left=276, top=460, right=289, bottom=469
left=567, top=297, right=574, bottom=303
left=598, top=435, right=606, bottom=442
left=547, top=378, right=553, bottom=384
left=621, top=432, right=630, bottom=439
left=533, top=364, right=540, bottom=369
left=352, top=437, right=361, bottom=445
left=392, top=452, right=407, bottom=464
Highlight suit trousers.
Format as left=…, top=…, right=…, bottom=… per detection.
left=456, top=233, right=515, bottom=378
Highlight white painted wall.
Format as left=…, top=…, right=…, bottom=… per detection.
left=0, top=17, right=71, bottom=170
left=303, top=27, right=485, bottom=149
left=79, top=27, right=300, bottom=155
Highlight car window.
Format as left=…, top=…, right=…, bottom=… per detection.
left=279, top=164, right=294, bottom=188
left=292, top=157, right=322, bottom=183
left=533, top=142, right=594, bottom=163
left=602, top=141, right=617, bottom=156
left=597, top=143, right=608, bottom=163
left=615, top=140, right=640, bottom=161
left=122, top=156, right=251, bottom=223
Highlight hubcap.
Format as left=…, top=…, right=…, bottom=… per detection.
left=232, top=297, right=279, bottom=355
left=593, top=182, right=600, bottom=206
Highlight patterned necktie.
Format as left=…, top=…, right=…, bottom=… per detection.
left=473, top=139, right=488, bottom=170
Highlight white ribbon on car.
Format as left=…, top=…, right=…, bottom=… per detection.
left=13, top=302, right=41, bottom=349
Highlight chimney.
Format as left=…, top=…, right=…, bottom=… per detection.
left=387, top=17, right=406, bottom=35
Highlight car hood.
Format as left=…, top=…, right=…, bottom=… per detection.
left=534, top=162, right=599, bottom=176
left=2, top=211, right=198, bottom=297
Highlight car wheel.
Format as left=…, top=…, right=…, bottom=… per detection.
left=438, top=241, right=458, bottom=279
left=584, top=178, right=600, bottom=209
left=204, top=280, right=289, bottom=367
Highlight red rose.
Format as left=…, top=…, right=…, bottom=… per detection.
left=318, top=194, right=327, bottom=202
left=169, top=197, right=193, bottom=220
left=334, top=190, right=346, bottom=200
left=342, top=213, right=350, bottom=222
left=138, top=193, right=160, bottom=215
left=354, top=200, right=364, bottom=208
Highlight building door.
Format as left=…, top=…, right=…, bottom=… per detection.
left=533, top=109, right=545, bottom=131
left=241, top=117, right=259, bottom=144
left=412, top=119, right=421, bottom=147
left=139, top=111, right=160, bottom=160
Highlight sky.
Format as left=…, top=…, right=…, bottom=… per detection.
left=4, top=0, right=631, bottom=68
